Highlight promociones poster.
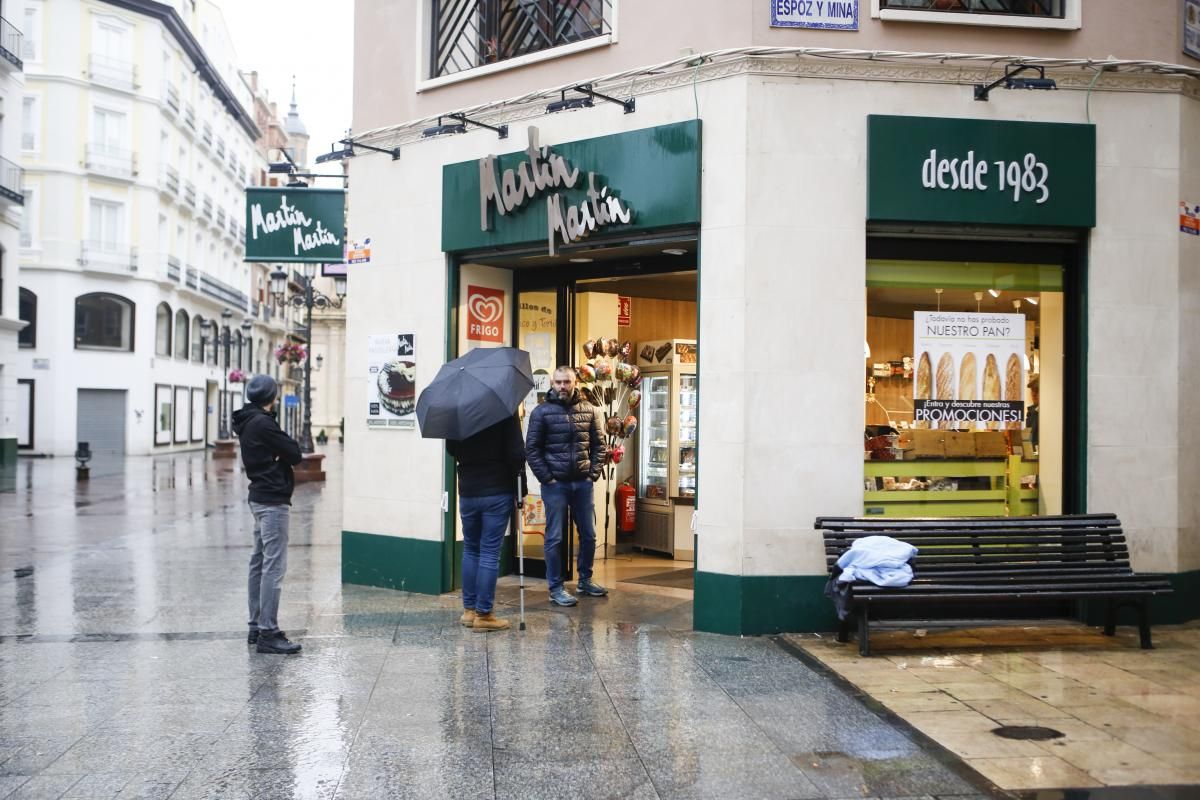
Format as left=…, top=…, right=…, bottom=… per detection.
left=913, top=311, right=1025, bottom=429
left=367, top=333, right=416, bottom=430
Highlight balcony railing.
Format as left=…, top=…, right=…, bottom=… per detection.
left=85, top=143, right=136, bottom=179
left=183, top=181, right=197, bottom=208
left=228, top=216, right=239, bottom=238
left=159, top=164, right=179, bottom=195
left=164, top=82, right=180, bottom=111
left=0, top=16, right=23, bottom=70
left=166, top=255, right=181, bottom=281
left=201, top=124, right=213, bottom=146
left=215, top=139, right=226, bottom=159
left=88, top=54, right=137, bottom=91
left=216, top=208, right=226, bottom=230
left=198, top=272, right=249, bottom=312
left=201, top=195, right=214, bottom=221
left=184, top=105, right=196, bottom=130
left=431, top=0, right=609, bottom=78
left=185, top=265, right=198, bottom=289
left=80, top=241, right=138, bottom=273
left=0, top=156, right=24, bottom=204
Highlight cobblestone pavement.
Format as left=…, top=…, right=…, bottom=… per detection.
left=0, top=451, right=995, bottom=799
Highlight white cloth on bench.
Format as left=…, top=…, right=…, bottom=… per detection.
left=835, top=535, right=917, bottom=587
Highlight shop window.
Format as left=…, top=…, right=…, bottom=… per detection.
left=863, top=260, right=1062, bottom=518
left=430, top=0, right=612, bottom=80
left=174, top=309, right=190, bottom=359
left=75, top=292, right=134, bottom=351
left=191, top=315, right=205, bottom=361
left=18, top=287, right=36, bottom=348
left=155, top=302, right=172, bottom=356
left=873, top=0, right=1079, bottom=27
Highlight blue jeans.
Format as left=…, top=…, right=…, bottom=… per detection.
left=461, top=493, right=513, bottom=615
left=248, top=501, right=289, bottom=633
left=541, top=479, right=596, bottom=592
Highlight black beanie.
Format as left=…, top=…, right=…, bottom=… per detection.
left=246, top=374, right=278, bottom=406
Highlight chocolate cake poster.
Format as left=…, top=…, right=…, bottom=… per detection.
left=366, top=333, right=417, bottom=429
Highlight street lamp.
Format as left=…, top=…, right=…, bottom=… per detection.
left=201, top=310, right=252, bottom=440
left=269, top=267, right=345, bottom=453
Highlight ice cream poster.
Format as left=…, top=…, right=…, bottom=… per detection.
left=367, top=333, right=416, bottom=430
left=912, top=312, right=1025, bottom=429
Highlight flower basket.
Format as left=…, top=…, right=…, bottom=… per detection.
left=274, top=343, right=307, bottom=365
left=228, top=369, right=247, bottom=384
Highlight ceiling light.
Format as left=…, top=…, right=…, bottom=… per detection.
left=1025, top=297, right=1039, bottom=305
left=662, top=248, right=687, bottom=256
left=569, top=257, right=593, bottom=263
left=988, top=289, right=1001, bottom=298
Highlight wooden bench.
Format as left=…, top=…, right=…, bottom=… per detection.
left=816, top=514, right=1173, bottom=656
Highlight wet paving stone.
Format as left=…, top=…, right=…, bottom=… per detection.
left=0, top=453, right=997, bottom=799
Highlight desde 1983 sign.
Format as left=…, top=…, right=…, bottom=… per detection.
left=245, top=187, right=345, bottom=263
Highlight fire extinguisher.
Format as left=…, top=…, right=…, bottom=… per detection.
left=616, top=479, right=637, bottom=533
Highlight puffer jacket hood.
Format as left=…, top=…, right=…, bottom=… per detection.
left=233, top=404, right=304, bottom=504
left=525, top=387, right=606, bottom=484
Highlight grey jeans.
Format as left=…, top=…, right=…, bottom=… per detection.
left=248, top=501, right=289, bottom=633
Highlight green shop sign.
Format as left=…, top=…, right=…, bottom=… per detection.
left=244, top=187, right=345, bottom=263
left=867, top=115, right=1095, bottom=228
left=442, top=120, right=701, bottom=253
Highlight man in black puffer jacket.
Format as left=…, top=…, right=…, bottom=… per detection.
left=231, top=375, right=304, bottom=654
left=525, top=366, right=608, bottom=606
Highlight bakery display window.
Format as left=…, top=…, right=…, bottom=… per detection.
left=863, top=259, right=1063, bottom=517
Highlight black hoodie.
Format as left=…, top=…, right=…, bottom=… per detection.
left=232, top=404, right=304, bottom=505
left=446, top=416, right=526, bottom=497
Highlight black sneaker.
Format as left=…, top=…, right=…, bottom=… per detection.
left=576, top=578, right=609, bottom=597
left=247, top=628, right=259, bottom=644
left=256, top=631, right=301, bottom=655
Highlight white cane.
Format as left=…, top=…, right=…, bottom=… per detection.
left=517, top=477, right=527, bottom=631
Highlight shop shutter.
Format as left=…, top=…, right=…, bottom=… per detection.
left=76, top=389, right=127, bottom=457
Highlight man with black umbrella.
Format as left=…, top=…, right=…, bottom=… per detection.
left=232, top=375, right=304, bottom=654
left=525, top=366, right=608, bottom=607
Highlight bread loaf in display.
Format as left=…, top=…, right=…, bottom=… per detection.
left=936, top=353, right=954, bottom=429
left=959, top=353, right=977, bottom=400
left=982, top=354, right=1001, bottom=430
left=1004, top=353, right=1023, bottom=429
left=914, top=352, right=932, bottom=428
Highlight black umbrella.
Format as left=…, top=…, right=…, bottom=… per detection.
left=416, top=346, right=533, bottom=440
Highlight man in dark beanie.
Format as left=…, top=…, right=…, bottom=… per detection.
left=232, top=375, right=304, bottom=654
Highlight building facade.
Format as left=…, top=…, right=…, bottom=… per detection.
left=344, top=1, right=1200, bottom=632
left=0, top=1, right=26, bottom=472
left=13, top=0, right=300, bottom=459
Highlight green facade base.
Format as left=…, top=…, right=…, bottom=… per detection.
left=0, top=437, right=15, bottom=467
left=695, top=569, right=1200, bottom=637
left=1081, top=569, right=1200, bottom=627
left=342, top=531, right=444, bottom=595
left=694, top=572, right=838, bottom=635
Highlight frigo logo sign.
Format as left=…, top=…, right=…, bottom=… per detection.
left=466, top=285, right=505, bottom=343
left=245, top=188, right=346, bottom=263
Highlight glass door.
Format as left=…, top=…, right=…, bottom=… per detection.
left=639, top=373, right=671, bottom=504
left=676, top=371, right=697, bottom=498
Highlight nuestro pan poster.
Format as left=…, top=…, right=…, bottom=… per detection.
left=367, top=334, right=416, bottom=430
left=912, top=311, right=1025, bottom=429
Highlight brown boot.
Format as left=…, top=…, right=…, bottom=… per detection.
left=472, top=612, right=511, bottom=632
left=460, top=609, right=476, bottom=627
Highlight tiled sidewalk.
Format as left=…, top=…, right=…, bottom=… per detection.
left=787, top=622, right=1200, bottom=791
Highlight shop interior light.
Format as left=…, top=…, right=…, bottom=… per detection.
left=988, top=289, right=1001, bottom=298
left=864, top=341, right=871, bottom=360
left=1025, top=296, right=1039, bottom=305
left=662, top=248, right=687, bottom=256
left=569, top=257, right=593, bottom=263
left=975, top=64, right=1057, bottom=101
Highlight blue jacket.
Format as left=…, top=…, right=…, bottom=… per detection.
left=525, top=388, right=606, bottom=483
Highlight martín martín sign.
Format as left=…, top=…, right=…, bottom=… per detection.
left=244, top=187, right=346, bottom=263
left=478, top=127, right=634, bottom=256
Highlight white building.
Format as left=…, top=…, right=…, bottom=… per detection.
left=0, top=2, right=27, bottom=474
left=14, top=0, right=274, bottom=458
